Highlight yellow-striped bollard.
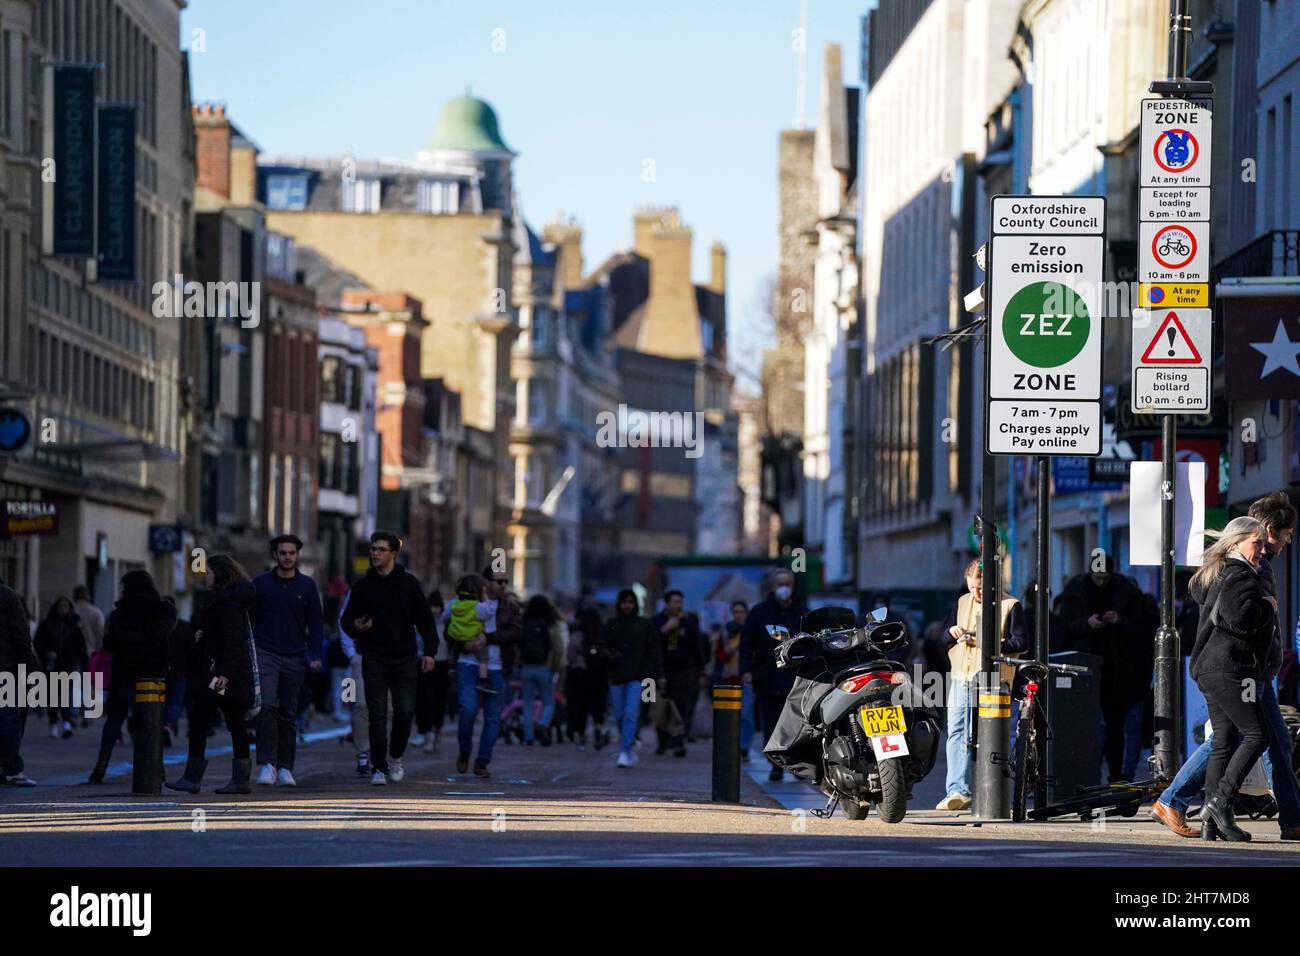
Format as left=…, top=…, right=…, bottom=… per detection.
left=712, top=684, right=743, bottom=802
left=132, top=677, right=166, bottom=795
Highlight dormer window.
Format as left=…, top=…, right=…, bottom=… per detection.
left=341, top=178, right=381, bottom=213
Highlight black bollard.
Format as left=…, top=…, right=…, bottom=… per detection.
left=132, top=678, right=166, bottom=795
left=712, top=685, right=742, bottom=803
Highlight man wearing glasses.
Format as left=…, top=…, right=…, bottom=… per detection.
left=339, top=531, right=438, bottom=785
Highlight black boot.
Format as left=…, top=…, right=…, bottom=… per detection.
left=215, top=758, right=252, bottom=795
left=165, top=756, right=208, bottom=794
left=1202, top=794, right=1251, bottom=842
left=87, top=745, right=114, bottom=784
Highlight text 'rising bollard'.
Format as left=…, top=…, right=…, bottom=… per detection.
left=712, top=684, right=742, bottom=803
left=132, top=678, right=166, bottom=795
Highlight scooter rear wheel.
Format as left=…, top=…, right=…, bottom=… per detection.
left=877, top=758, right=908, bottom=823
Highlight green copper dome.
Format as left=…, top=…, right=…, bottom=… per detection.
left=429, top=94, right=513, bottom=153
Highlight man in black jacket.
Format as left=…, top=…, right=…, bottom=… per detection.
left=339, top=531, right=437, bottom=785
left=1055, top=554, right=1158, bottom=782
left=0, top=578, right=37, bottom=785
left=652, top=590, right=706, bottom=757
left=740, top=568, right=807, bottom=781
left=597, top=589, right=664, bottom=768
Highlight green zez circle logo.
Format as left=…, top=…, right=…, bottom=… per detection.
left=1002, top=281, right=1090, bottom=368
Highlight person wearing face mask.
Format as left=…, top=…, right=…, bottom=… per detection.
left=1055, top=553, right=1158, bottom=783
left=739, top=568, right=807, bottom=782
left=1184, top=517, right=1276, bottom=841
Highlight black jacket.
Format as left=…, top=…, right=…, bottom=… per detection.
left=104, top=594, right=178, bottom=679
left=652, top=612, right=708, bottom=674
left=1055, top=572, right=1157, bottom=706
left=196, top=580, right=257, bottom=702
left=339, top=565, right=439, bottom=660
left=596, top=611, right=664, bottom=685
left=739, top=595, right=808, bottom=696
left=0, top=582, right=34, bottom=672
left=1189, top=559, right=1274, bottom=682
left=35, top=614, right=89, bottom=672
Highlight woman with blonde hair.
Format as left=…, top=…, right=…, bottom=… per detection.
left=1188, top=516, right=1274, bottom=841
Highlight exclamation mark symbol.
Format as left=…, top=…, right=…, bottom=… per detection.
left=1167, top=326, right=1177, bottom=357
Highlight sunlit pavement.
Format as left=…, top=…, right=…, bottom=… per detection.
left=2, top=716, right=1297, bottom=865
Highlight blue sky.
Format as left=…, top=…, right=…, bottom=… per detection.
left=182, top=1, right=868, bottom=387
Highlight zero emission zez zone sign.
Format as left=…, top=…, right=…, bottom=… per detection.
left=986, top=196, right=1105, bottom=456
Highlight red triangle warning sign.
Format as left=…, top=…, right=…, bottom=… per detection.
left=1140, top=310, right=1203, bottom=364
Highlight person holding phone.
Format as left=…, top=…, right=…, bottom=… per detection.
left=937, top=559, right=1028, bottom=810
left=167, top=555, right=257, bottom=795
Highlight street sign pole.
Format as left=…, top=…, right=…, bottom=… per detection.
left=1034, top=455, right=1051, bottom=812
left=979, top=195, right=1105, bottom=819
left=1145, top=0, right=1211, bottom=783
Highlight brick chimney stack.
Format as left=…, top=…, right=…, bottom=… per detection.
left=543, top=219, right=584, bottom=290
left=710, top=241, right=726, bottom=294
left=193, top=103, right=231, bottom=199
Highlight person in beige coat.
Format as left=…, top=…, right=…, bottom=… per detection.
left=936, top=559, right=1029, bottom=810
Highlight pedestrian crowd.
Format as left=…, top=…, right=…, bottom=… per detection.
left=0, top=530, right=799, bottom=790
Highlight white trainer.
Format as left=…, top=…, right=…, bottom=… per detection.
left=276, top=768, right=297, bottom=787
left=409, top=733, right=426, bottom=747
left=616, top=751, right=633, bottom=768
left=49, top=725, right=59, bottom=739
left=936, top=793, right=971, bottom=811
left=370, top=770, right=388, bottom=786
left=423, top=734, right=437, bottom=754
left=387, top=757, right=405, bottom=783
left=256, top=764, right=277, bottom=786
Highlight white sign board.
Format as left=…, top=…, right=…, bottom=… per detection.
left=1140, top=97, right=1213, bottom=188
left=1138, top=220, right=1210, bottom=282
left=986, top=196, right=1105, bottom=455
left=1129, top=460, right=1206, bottom=566
left=1139, top=186, right=1210, bottom=223
left=1131, top=307, right=1212, bottom=412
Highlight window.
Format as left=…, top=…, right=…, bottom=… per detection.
left=417, top=179, right=459, bottom=214
left=320, top=355, right=341, bottom=404
left=266, top=174, right=309, bottom=211
left=319, top=434, right=338, bottom=489
left=526, top=454, right=547, bottom=507
left=700, top=318, right=714, bottom=353
left=527, top=380, right=550, bottom=426
left=341, top=178, right=381, bottom=213
left=532, top=308, right=550, bottom=350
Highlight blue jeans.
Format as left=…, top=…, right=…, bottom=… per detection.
left=945, top=678, right=974, bottom=798
left=520, top=665, right=555, bottom=743
left=456, top=662, right=504, bottom=763
left=608, top=680, right=644, bottom=756
left=741, top=684, right=756, bottom=754
left=1161, top=680, right=1300, bottom=827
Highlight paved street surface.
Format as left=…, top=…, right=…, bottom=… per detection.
left=3, top=716, right=1298, bottom=866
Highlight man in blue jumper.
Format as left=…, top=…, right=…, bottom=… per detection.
left=252, top=534, right=325, bottom=787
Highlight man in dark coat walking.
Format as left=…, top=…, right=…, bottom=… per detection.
left=1055, top=554, right=1157, bottom=782
left=740, top=568, right=807, bottom=781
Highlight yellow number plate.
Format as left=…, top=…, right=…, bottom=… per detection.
left=859, top=705, right=907, bottom=737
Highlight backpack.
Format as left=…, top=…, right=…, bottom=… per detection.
left=521, top=618, right=551, bottom=665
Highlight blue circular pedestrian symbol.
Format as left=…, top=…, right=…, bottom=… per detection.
left=0, top=408, right=31, bottom=452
